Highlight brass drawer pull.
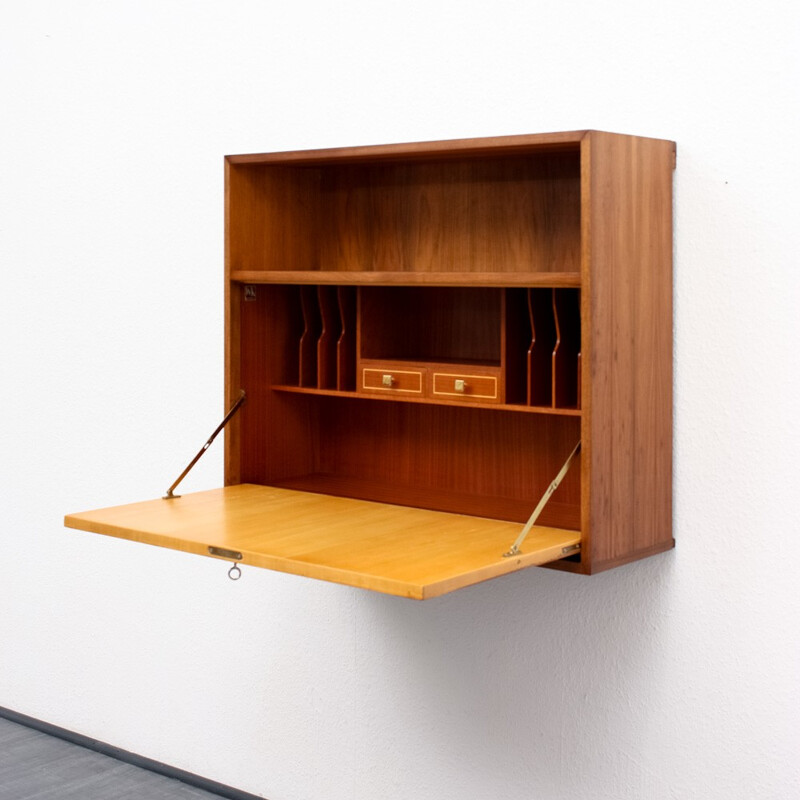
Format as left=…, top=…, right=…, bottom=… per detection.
left=454, top=379, right=467, bottom=392
left=382, top=374, right=394, bottom=387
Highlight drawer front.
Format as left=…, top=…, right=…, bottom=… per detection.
left=431, top=372, right=500, bottom=402
left=362, top=367, right=424, bottom=394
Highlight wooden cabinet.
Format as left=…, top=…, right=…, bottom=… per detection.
left=65, top=130, right=675, bottom=599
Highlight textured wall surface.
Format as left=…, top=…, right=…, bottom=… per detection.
left=1, top=2, right=798, bottom=799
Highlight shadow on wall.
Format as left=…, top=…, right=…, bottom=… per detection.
left=351, top=553, right=676, bottom=796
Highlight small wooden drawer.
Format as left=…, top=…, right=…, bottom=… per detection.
left=362, top=367, right=424, bottom=394
left=431, top=371, right=500, bottom=403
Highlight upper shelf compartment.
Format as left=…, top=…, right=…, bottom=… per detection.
left=225, top=140, right=582, bottom=277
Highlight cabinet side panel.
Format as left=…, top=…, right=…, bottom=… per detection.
left=224, top=283, right=242, bottom=485
left=587, top=133, right=674, bottom=569
left=225, top=161, right=241, bottom=485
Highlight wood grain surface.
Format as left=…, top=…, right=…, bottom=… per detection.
left=317, top=155, right=580, bottom=274
left=225, top=130, right=590, bottom=165
left=66, top=486, right=580, bottom=600
left=229, top=270, right=582, bottom=287
left=578, top=131, right=675, bottom=572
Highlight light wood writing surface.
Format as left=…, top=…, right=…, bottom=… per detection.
left=65, top=485, right=580, bottom=600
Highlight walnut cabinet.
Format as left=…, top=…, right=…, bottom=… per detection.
left=65, top=130, right=675, bottom=599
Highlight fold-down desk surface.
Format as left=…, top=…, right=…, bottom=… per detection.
left=65, top=484, right=580, bottom=599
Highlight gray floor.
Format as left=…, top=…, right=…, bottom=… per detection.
left=0, top=717, right=229, bottom=800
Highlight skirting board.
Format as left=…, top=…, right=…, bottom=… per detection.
left=0, top=706, right=264, bottom=800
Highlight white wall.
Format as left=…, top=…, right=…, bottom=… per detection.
left=1, top=2, right=798, bottom=798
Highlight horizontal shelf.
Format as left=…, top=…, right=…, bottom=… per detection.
left=230, top=270, right=582, bottom=288
left=271, top=385, right=582, bottom=415
left=65, top=485, right=581, bottom=600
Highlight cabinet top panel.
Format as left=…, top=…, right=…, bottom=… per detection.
left=226, top=131, right=587, bottom=165
left=225, top=130, right=674, bottom=166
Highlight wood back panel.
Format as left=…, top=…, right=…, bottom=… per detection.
left=318, top=154, right=580, bottom=273
left=314, top=397, right=580, bottom=526
left=226, top=163, right=320, bottom=272
left=358, top=286, right=502, bottom=364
